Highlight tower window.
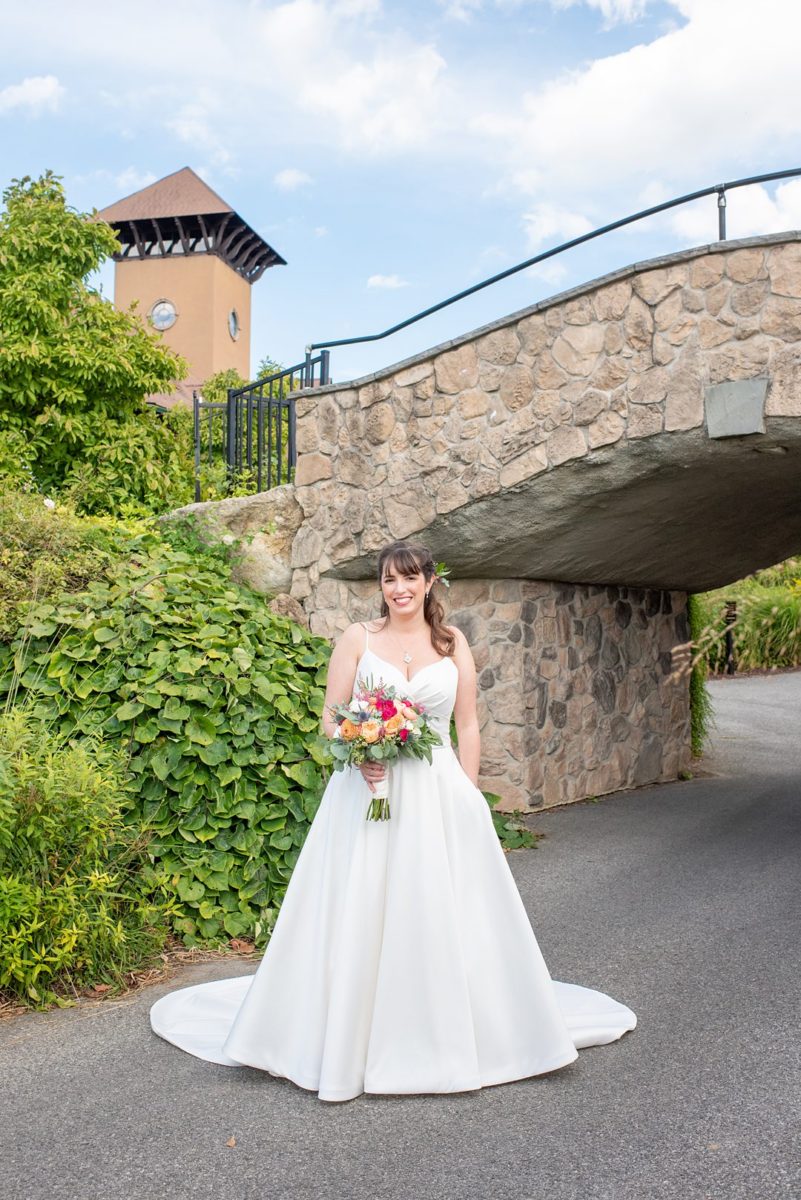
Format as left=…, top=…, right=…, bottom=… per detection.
left=149, top=299, right=177, bottom=331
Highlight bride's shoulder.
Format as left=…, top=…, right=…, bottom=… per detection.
left=337, top=620, right=383, bottom=648
left=446, top=624, right=468, bottom=648
left=445, top=625, right=475, bottom=669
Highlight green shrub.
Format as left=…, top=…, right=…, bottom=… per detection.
left=0, top=490, right=148, bottom=642
left=687, top=594, right=714, bottom=756
left=58, top=406, right=196, bottom=518
left=1, top=525, right=332, bottom=948
left=0, top=710, right=169, bottom=1007
left=696, top=558, right=801, bottom=673
left=0, top=428, right=38, bottom=493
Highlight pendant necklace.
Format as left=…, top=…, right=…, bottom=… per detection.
left=385, top=623, right=415, bottom=665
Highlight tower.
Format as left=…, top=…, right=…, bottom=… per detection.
left=97, top=167, right=285, bottom=404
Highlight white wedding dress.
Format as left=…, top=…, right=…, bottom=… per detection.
left=150, top=637, right=636, bottom=1101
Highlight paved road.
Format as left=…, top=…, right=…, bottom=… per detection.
left=1, top=673, right=799, bottom=1200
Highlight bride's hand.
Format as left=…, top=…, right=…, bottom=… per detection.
left=359, top=761, right=386, bottom=792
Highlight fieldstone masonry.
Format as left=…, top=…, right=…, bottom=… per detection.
left=179, top=235, right=801, bottom=809
left=302, top=575, right=690, bottom=809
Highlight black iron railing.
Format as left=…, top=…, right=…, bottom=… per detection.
left=308, top=167, right=801, bottom=354
left=193, top=350, right=330, bottom=501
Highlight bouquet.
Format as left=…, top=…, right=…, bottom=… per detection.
left=328, top=675, right=442, bottom=820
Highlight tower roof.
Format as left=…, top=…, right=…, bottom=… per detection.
left=97, top=167, right=285, bottom=284
left=97, top=166, right=233, bottom=223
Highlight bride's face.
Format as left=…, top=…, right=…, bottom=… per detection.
left=381, top=560, right=427, bottom=619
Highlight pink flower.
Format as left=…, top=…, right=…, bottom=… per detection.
left=399, top=728, right=409, bottom=742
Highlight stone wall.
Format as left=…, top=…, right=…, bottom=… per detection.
left=302, top=574, right=691, bottom=811
left=289, top=235, right=801, bottom=598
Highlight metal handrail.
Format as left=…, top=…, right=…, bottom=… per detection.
left=308, top=167, right=801, bottom=354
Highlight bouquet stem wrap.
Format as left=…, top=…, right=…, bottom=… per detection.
left=367, top=770, right=391, bottom=822
left=328, top=675, right=442, bottom=822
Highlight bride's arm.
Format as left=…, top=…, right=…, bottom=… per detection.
left=321, top=624, right=362, bottom=739
left=450, top=627, right=481, bottom=786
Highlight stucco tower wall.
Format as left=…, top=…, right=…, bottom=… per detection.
left=114, top=253, right=251, bottom=384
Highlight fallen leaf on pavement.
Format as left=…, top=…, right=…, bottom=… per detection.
left=226, top=1137, right=237, bottom=1148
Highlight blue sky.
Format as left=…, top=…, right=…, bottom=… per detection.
left=3, top=0, right=801, bottom=383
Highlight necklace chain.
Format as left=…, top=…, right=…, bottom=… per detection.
left=383, top=622, right=421, bottom=665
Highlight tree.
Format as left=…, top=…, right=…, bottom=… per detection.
left=0, top=172, right=186, bottom=502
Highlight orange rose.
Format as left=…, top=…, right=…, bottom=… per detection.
left=384, top=713, right=405, bottom=735
left=398, top=704, right=418, bottom=722
left=361, top=720, right=381, bottom=743
left=340, top=719, right=360, bottom=741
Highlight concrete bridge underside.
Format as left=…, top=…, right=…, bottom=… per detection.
left=332, top=418, right=801, bottom=594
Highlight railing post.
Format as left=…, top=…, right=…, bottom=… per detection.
left=304, top=347, right=313, bottom=389
left=226, top=387, right=237, bottom=489
left=192, top=390, right=201, bottom=503
left=288, top=397, right=297, bottom=473
left=320, top=349, right=331, bottom=386
left=717, top=187, right=727, bottom=240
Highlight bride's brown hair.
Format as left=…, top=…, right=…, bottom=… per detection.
left=376, top=541, right=456, bottom=658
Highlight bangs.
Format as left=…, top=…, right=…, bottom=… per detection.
left=381, top=547, right=424, bottom=579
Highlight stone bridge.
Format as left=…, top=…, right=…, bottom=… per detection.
left=189, top=234, right=801, bottom=809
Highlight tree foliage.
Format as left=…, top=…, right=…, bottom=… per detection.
left=0, top=172, right=187, bottom=506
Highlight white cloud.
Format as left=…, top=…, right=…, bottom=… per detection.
left=367, top=273, right=410, bottom=289
left=76, top=1, right=449, bottom=156
left=274, top=168, right=313, bottom=191
left=478, top=0, right=801, bottom=204
left=0, top=74, right=64, bottom=115
left=165, top=97, right=232, bottom=168
left=437, top=0, right=483, bottom=20
left=550, top=0, right=650, bottom=23
left=4, top=0, right=801, bottom=225
left=314, top=225, right=329, bottom=237
left=522, top=202, right=594, bottom=249
left=329, top=0, right=381, bottom=14
left=670, top=179, right=801, bottom=243
left=439, top=0, right=650, bottom=23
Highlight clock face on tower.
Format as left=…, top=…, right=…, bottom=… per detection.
left=149, top=299, right=177, bottom=331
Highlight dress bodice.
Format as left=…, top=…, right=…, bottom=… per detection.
left=355, top=648, right=458, bottom=743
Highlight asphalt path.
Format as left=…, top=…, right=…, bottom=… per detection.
left=1, top=672, right=799, bottom=1200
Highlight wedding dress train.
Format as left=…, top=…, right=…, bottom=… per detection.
left=150, top=641, right=636, bottom=1101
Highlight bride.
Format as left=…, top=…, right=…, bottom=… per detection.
left=150, top=539, right=636, bottom=1101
